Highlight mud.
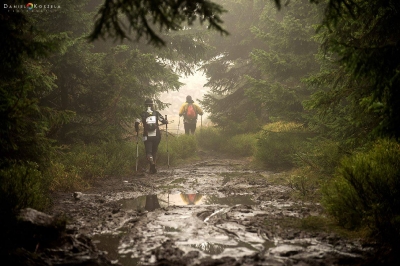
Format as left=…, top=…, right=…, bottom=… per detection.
left=50, top=155, right=372, bottom=265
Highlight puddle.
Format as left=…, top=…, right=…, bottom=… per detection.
left=92, top=234, right=141, bottom=265
left=118, top=193, right=256, bottom=212
left=94, top=194, right=266, bottom=265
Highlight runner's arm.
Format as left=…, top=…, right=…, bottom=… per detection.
left=179, top=104, right=187, bottom=116
left=157, top=111, right=168, bottom=124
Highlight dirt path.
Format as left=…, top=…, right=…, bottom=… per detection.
left=50, top=155, right=371, bottom=265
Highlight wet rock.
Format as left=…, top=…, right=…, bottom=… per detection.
left=16, top=208, right=66, bottom=249
left=246, top=227, right=258, bottom=233
left=197, top=210, right=214, bottom=221
left=152, top=240, right=186, bottom=265
left=268, top=244, right=305, bottom=257
left=97, top=198, right=106, bottom=204
left=286, top=230, right=299, bottom=240
left=111, top=208, right=120, bottom=214
left=129, top=217, right=140, bottom=223
left=73, top=192, right=83, bottom=200
left=5, top=208, right=117, bottom=266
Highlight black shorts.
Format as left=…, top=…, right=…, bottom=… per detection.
left=144, top=135, right=161, bottom=157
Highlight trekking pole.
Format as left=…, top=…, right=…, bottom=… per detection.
left=135, top=130, right=139, bottom=172
left=165, top=115, right=170, bottom=168
left=177, top=116, right=180, bottom=135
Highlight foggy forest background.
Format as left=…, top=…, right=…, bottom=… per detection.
left=1, top=0, right=400, bottom=251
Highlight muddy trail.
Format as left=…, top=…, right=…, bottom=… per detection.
left=50, top=154, right=372, bottom=266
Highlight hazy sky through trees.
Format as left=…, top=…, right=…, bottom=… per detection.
left=160, top=71, right=209, bottom=134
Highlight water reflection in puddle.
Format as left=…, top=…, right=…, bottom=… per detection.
left=118, top=193, right=256, bottom=212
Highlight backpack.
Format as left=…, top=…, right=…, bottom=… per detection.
left=186, top=104, right=196, bottom=119
left=145, top=111, right=158, bottom=131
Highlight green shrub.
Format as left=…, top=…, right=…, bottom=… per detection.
left=208, top=112, right=261, bottom=136
left=157, top=134, right=197, bottom=166
left=48, top=135, right=200, bottom=191
left=255, top=122, right=309, bottom=170
left=196, top=127, right=257, bottom=157
left=293, top=138, right=343, bottom=176
left=196, top=127, right=225, bottom=151
left=48, top=141, right=139, bottom=191
left=46, top=162, right=89, bottom=192
left=0, top=161, right=50, bottom=218
left=223, top=133, right=258, bottom=157
left=62, top=141, right=137, bottom=179
left=221, top=112, right=262, bottom=135
left=322, top=139, right=400, bottom=244
left=288, top=166, right=321, bottom=201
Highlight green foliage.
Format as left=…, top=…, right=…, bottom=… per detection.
left=287, top=166, right=321, bottom=201
left=323, top=139, right=400, bottom=244
left=53, top=141, right=137, bottom=184
left=303, top=38, right=381, bottom=149
left=256, top=131, right=296, bottom=169
left=196, top=127, right=226, bottom=151
left=48, top=135, right=200, bottom=191
left=0, top=161, right=50, bottom=219
left=196, top=126, right=257, bottom=157
left=46, top=162, right=89, bottom=192
left=224, top=133, right=258, bottom=157
left=200, top=0, right=266, bottom=127
left=300, top=216, right=331, bottom=232
left=44, top=31, right=183, bottom=143
left=48, top=140, right=142, bottom=191
left=245, top=0, right=322, bottom=120
left=309, top=0, right=400, bottom=139
left=157, top=134, right=198, bottom=166
left=206, top=112, right=262, bottom=136
left=201, top=0, right=323, bottom=129
left=0, top=10, right=61, bottom=166
left=89, top=0, right=228, bottom=46
left=293, top=137, right=343, bottom=176
left=52, top=44, right=179, bottom=142
left=255, top=122, right=309, bottom=170
left=0, top=4, right=65, bottom=221
left=37, top=0, right=211, bottom=144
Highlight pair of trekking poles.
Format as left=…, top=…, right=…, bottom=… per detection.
left=135, top=115, right=170, bottom=172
